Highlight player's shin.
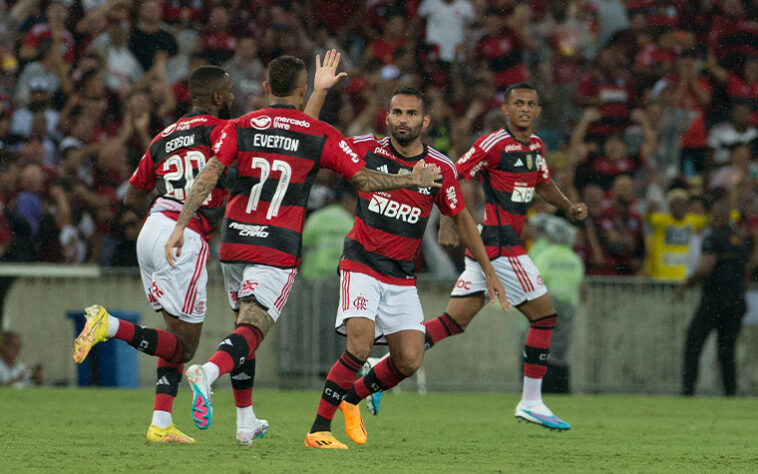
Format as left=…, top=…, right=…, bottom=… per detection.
left=114, top=320, right=186, bottom=363
left=152, top=358, right=184, bottom=429
left=231, top=357, right=256, bottom=423
left=422, top=312, right=464, bottom=350
left=310, top=351, right=365, bottom=433
left=206, top=323, right=264, bottom=384
left=522, top=314, right=557, bottom=402
left=344, top=356, right=406, bottom=403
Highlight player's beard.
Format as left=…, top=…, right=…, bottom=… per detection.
left=219, top=103, right=232, bottom=119
left=390, top=121, right=422, bottom=147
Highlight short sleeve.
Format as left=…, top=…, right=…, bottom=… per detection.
left=536, top=151, right=551, bottom=184
left=128, top=151, right=157, bottom=191
left=434, top=171, right=465, bottom=217
left=455, top=135, right=497, bottom=180
left=213, top=122, right=238, bottom=167
left=321, top=129, right=366, bottom=179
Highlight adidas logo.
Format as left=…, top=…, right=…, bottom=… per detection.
left=219, top=338, right=233, bottom=347
left=230, top=372, right=252, bottom=381
left=514, top=158, right=524, bottom=167
left=156, top=376, right=171, bottom=386
left=377, top=164, right=389, bottom=174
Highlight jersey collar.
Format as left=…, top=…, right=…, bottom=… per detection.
left=269, top=104, right=297, bottom=110
left=503, top=124, right=531, bottom=147
left=388, top=140, right=428, bottom=162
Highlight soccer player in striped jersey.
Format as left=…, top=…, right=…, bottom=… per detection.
left=163, top=51, right=443, bottom=444
left=428, top=83, right=587, bottom=430
left=302, top=82, right=509, bottom=448
left=72, top=66, right=234, bottom=444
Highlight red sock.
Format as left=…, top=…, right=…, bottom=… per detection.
left=114, top=320, right=185, bottom=363
left=208, top=324, right=263, bottom=378
left=154, top=358, right=184, bottom=412
left=316, top=351, right=364, bottom=421
left=352, top=356, right=406, bottom=400
left=423, top=313, right=463, bottom=348
left=523, top=314, right=557, bottom=378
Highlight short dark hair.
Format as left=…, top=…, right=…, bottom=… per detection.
left=391, top=87, right=429, bottom=114
left=188, top=66, right=228, bottom=99
left=504, top=82, right=538, bottom=103
left=266, top=55, right=307, bottom=97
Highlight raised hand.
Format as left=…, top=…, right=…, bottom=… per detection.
left=412, top=160, right=443, bottom=188
left=313, top=49, right=348, bottom=92
left=568, top=202, right=588, bottom=221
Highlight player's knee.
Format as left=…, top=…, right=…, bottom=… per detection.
left=392, top=349, right=424, bottom=376
left=346, top=342, right=372, bottom=361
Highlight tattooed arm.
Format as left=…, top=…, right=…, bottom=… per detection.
left=349, top=160, right=443, bottom=192
left=164, top=158, right=225, bottom=267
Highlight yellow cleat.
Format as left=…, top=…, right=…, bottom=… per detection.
left=339, top=400, right=367, bottom=445
left=304, top=431, right=347, bottom=449
left=73, top=305, right=110, bottom=364
left=147, top=424, right=195, bottom=444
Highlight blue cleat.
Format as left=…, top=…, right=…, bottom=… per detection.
left=514, top=401, right=571, bottom=431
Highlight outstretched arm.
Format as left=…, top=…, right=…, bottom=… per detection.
left=304, top=49, right=348, bottom=119
left=164, top=158, right=225, bottom=267
left=349, top=160, right=442, bottom=192
left=452, top=208, right=510, bottom=312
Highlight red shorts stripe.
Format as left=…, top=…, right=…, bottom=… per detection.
left=274, top=269, right=296, bottom=310
left=512, top=257, right=534, bottom=292
left=508, top=256, right=529, bottom=292
left=183, top=241, right=208, bottom=314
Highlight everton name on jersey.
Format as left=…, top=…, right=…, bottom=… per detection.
left=455, top=127, right=551, bottom=259
left=213, top=104, right=365, bottom=268
left=129, top=112, right=229, bottom=239
left=340, top=135, right=464, bottom=286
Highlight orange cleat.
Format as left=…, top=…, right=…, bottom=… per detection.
left=304, top=431, right=348, bottom=449
left=339, top=400, right=367, bottom=444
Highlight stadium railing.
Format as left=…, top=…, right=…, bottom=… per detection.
left=2, top=265, right=757, bottom=395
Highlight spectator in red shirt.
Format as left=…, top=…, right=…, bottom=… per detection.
left=710, top=54, right=758, bottom=126
left=474, top=6, right=535, bottom=91
left=591, top=175, right=645, bottom=275
left=200, top=6, right=238, bottom=66
left=19, top=0, right=75, bottom=64
left=574, top=45, right=636, bottom=141
left=366, top=15, right=409, bottom=65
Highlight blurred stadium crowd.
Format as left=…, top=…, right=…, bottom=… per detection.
left=0, top=0, right=755, bottom=278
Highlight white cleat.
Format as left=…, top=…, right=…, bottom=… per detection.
left=236, top=418, right=270, bottom=447
left=514, top=400, right=570, bottom=431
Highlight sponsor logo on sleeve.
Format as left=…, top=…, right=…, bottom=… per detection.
left=213, top=130, right=227, bottom=154
left=339, top=140, right=360, bottom=163
left=446, top=186, right=458, bottom=209
left=458, top=147, right=475, bottom=164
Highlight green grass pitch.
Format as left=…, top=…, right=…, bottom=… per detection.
left=2, top=388, right=757, bottom=472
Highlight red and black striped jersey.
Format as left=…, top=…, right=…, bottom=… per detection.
left=455, top=126, right=551, bottom=259
left=129, top=111, right=229, bottom=240
left=340, top=135, right=463, bottom=286
left=214, top=105, right=365, bottom=268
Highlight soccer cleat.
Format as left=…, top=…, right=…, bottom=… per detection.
left=72, top=304, right=110, bottom=364
left=361, top=358, right=383, bottom=416
left=339, top=400, right=367, bottom=444
left=186, top=364, right=213, bottom=430
left=304, top=431, right=348, bottom=449
left=147, top=424, right=195, bottom=444
left=236, top=418, right=270, bottom=447
left=514, top=400, right=571, bottom=431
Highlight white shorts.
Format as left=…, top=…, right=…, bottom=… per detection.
left=450, top=255, right=547, bottom=306
left=221, top=263, right=297, bottom=321
left=137, top=213, right=208, bottom=323
left=335, top=270, right=425, bottom=344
